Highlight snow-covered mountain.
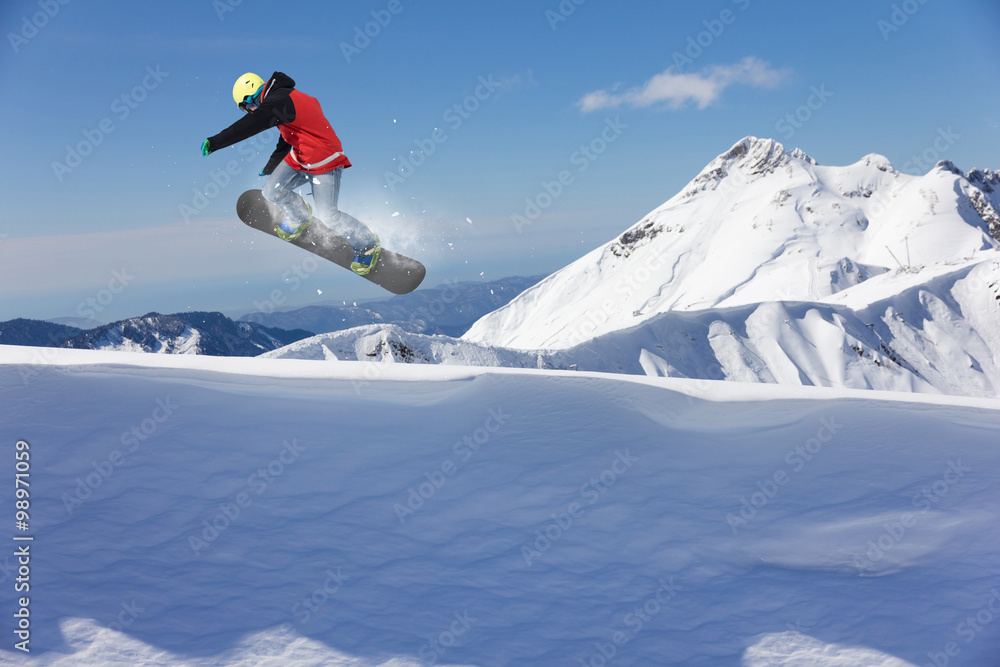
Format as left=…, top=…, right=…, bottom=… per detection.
left=0, top=318, right=84, bottom=347
left=262, top=323, right=568, bottom=371
left=268, top=138, right=1000, bottom=398
left=464, top=137, right=1000, bottom=351
left=265, top=256, right=1000, bottom=397
left=59, top=311, right=313, bottom=356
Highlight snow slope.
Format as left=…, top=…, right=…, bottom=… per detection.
left=260, top=323, right=552, bottom=369
left=2, top=345, right=1000, bottom=666
left=268, top=255, right=1000, bottom=398
left=464, top=138, right=1000, bottom=351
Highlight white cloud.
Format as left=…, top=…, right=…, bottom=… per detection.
left=578, top=57, right=790, bottom=113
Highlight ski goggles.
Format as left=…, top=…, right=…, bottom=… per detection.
left=238, top=90, right=262, bottom=113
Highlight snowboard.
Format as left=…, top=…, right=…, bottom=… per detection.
left=236, top=189, right=425, bottom=295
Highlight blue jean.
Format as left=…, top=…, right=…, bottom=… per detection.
left=262, top=162, right=378, bottom=254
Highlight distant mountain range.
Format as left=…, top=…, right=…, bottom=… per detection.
left=0, top=276, right=543, bottom=356
left=0, top=312, right=312, bottom=356
left=0, top=319, right=85, bottom=347
left=238, top=275, right=543, bottom=336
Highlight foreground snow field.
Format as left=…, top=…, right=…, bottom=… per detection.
left=1, top=346, right=999, bottom=666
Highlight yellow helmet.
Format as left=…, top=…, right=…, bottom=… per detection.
left=232, top=72, right=265, bottom=107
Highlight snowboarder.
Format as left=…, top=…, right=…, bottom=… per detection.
left=201, top=72, right=381, bottom=275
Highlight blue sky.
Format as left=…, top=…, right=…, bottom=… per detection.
left=2, top=0, right=999, bottom=324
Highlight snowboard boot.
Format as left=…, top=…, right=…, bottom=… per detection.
left=351, top=236, right=381, bottom=276
left=275, top=217, right=311, bottom=241
left=274, top=194, right=313, bottom=241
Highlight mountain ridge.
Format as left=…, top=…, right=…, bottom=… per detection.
left=0, top=318, right=83, bottom=347
left=239, top=275, right=543, bottom=337
left=5, top=311, right=315, bottom=356
left=267, top=137, right=1000, bottom=398
left=462, top=136, right=1000, bottom=350
left=2, top=278, right=543, bottom=356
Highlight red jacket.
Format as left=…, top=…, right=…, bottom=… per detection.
left=206, top=71, right=351, bottom=175
left=278, top=88, right=352, bottom=174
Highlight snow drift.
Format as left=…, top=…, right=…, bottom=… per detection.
left=2, top=346, right=999, bottom=665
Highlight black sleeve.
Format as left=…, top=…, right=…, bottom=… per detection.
left=261, top=136, right=292, bottom=175
left=205, top=90, right=297, bottom=154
